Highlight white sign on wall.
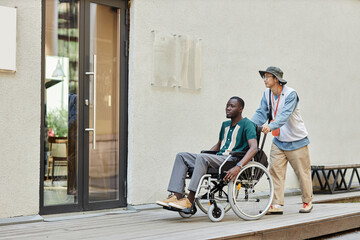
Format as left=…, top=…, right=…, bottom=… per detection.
left=0, top=6, right=17, bottom=72
left=152, top=31, right=202, bottom=89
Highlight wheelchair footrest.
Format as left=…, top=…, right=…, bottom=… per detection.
left=163, top=205, right=197, bottom=215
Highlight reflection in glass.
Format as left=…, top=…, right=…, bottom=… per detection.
left=43, top=0, right=79, bottom=206
left=88, top=3, right=120, bottom=202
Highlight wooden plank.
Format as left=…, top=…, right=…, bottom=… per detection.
left=214, top=212, right=360, bottom=240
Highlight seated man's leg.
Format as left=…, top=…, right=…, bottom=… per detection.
left=157, top=152, right=197, bottom=207
left=188, top=154, right=227, bottom=192
left=167, top=152, right=197, bottom=194
left=168, top=153, right=227, bottom=209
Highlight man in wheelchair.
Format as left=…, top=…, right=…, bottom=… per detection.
left=156, top=96, right=258, bottom=211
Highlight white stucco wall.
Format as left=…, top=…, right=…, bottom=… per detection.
left=128, top=0, right=360, bottom=205
left=0, top=0, right=41, bottom=218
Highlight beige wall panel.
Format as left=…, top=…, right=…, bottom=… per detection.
left=128, top=0, right=360, bottom=205
left=0, top=0, right=41, bottom=217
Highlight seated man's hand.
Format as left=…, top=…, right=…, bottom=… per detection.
left=224, top=165, right=242, bottom=182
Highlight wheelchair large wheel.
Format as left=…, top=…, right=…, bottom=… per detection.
left=228, top=161, right=273, bottom=220
left=195, top=179, right=231, bottom=214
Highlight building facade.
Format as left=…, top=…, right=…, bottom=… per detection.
left=1, top=0, right=360, bottom=219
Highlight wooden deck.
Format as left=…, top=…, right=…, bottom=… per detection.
left=1, top=192, right=360, bottom=240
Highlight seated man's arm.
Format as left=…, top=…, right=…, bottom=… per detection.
left=236, top=138, right=257, bottom=167
left=223, top=138, right=257, bottom=182
left=209, top=140, right=221, bottom=152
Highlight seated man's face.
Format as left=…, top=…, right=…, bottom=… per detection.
left=226, top=99, right=242, bottom=118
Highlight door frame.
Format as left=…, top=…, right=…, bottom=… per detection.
left=82, top=0, right=128, bottom=211
left=40, top=0, right=128, bottom=214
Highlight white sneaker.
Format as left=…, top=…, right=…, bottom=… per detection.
left=299, top=202, right=313, bottom=213
left=266, top=205, right=283, bottom=215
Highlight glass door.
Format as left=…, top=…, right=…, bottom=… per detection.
left=42, top=0, right=81, bottom=211
left=83, top=0, right=127, bottom=210
left=41, top=0, right=128, bottom=214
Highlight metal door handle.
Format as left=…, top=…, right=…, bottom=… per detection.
left=85, top=54, right=97, bottom=149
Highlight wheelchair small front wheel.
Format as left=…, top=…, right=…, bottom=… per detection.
left=178, top=211, right=192, bottom=218
left=178, top=204, right=197, bottom=218
left=195, top=180, right=231, bottom=214
left=207, top=203, right=225, bottom=222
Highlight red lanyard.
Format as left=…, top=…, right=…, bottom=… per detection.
left=271, top=86, right=283, bottom=119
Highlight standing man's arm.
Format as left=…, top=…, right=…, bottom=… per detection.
left=262, top=91, right=298, bottom=134
left=251, top=91, right=270, bottom=126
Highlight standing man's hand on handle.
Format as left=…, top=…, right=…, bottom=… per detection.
left=262, top=125, right=271, bottom=134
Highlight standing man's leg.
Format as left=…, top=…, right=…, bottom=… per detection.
left=286, top=145, right=313, bottom=212
left=269, top=143, right=288, bottom=208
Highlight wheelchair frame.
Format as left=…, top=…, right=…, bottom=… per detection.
left=164, top=126, right=274, bottom=222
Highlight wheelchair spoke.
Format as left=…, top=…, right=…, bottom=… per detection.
left=228, top=162, right=274, bottom=220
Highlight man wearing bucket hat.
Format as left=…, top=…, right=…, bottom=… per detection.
left=251, top=66, right=313, bottom=214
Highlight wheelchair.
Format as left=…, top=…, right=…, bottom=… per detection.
left=163, top=126, right=274, bottom=222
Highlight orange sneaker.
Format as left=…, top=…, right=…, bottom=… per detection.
left=156, top=195, right=178, bottom=207
left=168, top=198, right=192, bottom=210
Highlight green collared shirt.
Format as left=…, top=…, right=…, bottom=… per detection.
left=217, top=117, right=257, bottom=155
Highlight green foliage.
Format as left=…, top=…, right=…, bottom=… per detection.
left=47, top=108, right=68, bottom=137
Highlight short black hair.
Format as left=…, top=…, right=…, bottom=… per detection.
left=230, top=96, right=245, bottom=108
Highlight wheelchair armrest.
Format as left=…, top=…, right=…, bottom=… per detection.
left=201, top=150, right=218, bottom=155
left=230, top=151, right=247, bottom=158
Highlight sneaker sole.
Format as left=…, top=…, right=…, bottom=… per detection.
left=156, top=201, right=169, bottom=207
left=168, top=202, right=189, bottom=210
left=266, top=211, right=283, bottom=215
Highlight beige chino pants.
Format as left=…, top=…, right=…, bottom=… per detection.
left=270, top=142, right=313, bottom=205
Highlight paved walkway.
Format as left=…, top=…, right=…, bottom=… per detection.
left=1, top=192, right=360, bottom=240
